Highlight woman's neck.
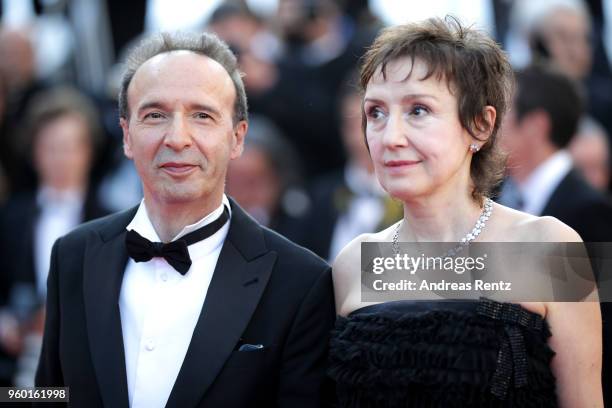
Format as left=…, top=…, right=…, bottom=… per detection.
left=399, top=187, right=484, bottom=243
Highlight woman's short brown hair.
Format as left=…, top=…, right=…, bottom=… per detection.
left=360, top=16, right=514, bottom=200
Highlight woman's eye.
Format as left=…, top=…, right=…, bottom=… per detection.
left=367, top=107, right=385, bottom=121
left=410, top=105, right=429, bottom=116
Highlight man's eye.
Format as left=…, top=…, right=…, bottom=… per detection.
left=194, top=112, right=210, bottom=120
left=144, top=112, right=164, bottom=120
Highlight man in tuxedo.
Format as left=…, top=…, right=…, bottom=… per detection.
left=500, top=63, right=612, bottom=405
left=500, top=64, right=612, bottom=241
left=35, top=32, right=335, bottom=408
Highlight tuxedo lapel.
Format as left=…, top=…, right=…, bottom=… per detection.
left=165, top=200, right=276, bottom=408
left=83, top=208, right=137, bottom=408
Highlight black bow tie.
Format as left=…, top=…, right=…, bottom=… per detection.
left=125, top=206, right=230, bottom=274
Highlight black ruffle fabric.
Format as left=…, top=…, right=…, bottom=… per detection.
left=329, top=300, right=557, bottom=407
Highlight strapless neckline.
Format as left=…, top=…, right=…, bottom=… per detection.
left=348, top=299, right=491, bottom=317
left=347, top=297, right=546, bottom=321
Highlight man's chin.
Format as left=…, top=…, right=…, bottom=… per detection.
left=155, top=186, right=211, bottom=205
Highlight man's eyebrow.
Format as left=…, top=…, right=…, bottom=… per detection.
left=188, top=103, right=221, bottom=117
left=136, top=101, right=222, bottom=117
left=136, top=101, right=167, bottom=114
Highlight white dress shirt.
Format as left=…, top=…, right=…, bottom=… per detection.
left=120, top=195, right=231, bottom=408
left=518, top=150, right=573, bottom=216
left=34, top=187, right=84, bottom=298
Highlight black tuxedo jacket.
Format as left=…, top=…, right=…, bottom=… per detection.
left=35, top=199, right=335, bottom=407
left=541, top=169, right=612, bottom=243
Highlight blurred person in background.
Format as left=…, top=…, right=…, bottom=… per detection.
left=270, top=0, right=378, bottom=178
left=207, top=3, right=283, bottom=111
left=0, top=27, right=47, bottom=193
left=208, top=3, right=277, bottom=62
left=225, top=114, right=308, bottom=242
left=500, top=64, right=612, bottom=404
left=296, top=76, right=402, bottom=261
left=209, top=0, right=379, bottom=180
left=0, top=71, right=8, bottom=204
left=569, top=116, right=611, bottom=191
left=529, top=0, right=593, bottom=80
left=0, top=86, right=110, bottom=385
left=525, top=0, right=612, bottom=159
left=0, top=28, right=37, bottom=98
left=500, top=64, right=612, bottom=241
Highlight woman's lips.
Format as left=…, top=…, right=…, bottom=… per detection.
left=384, top=160, right=421, bottom=174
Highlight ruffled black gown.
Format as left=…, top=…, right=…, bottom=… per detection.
left=329, top=298, right=557, bottom=407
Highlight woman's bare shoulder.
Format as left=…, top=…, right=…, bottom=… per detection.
left=518, top=215, right=582, bottom=242
left=489, top=203, right=582, bottom=242
left=332, top=222, right=400, bottom=279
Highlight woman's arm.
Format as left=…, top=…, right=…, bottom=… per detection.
left=537, top=216, right=603, bottom=407
left=547, top=301, right=603, bottom=407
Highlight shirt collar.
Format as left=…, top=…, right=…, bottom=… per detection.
left=518, top=150, right=573, bottom=215
left=126, top=194, right=231, bottom=243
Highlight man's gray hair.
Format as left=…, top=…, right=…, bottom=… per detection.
left=118, top=31, right=248, bottom=123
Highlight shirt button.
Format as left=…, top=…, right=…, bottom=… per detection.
left=145, top=339, right=155, bottom=351
left=160, top=272, right=168, bottom=282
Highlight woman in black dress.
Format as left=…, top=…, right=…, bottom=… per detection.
left=330, top=17, right=602, bottom=407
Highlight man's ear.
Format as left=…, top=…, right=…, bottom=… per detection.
left=230, top=120, right=248, bottom=160
left=120, top=117, right=134, bottom=159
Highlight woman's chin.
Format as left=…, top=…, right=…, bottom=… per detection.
left=382, top=180, right=428, bottom=202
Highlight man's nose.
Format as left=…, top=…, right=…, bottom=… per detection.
left=164, top=115, right=193, bottom=150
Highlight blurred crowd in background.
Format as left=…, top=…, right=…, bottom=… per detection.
left=0, top=0, right=611, bottom=391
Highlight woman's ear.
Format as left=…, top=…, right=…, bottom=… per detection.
left=475, top=106, right=497, bottom=142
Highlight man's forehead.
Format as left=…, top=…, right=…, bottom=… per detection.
left=127, top=50, right=235, bottom=106
left=133, top=50, right=227, bottom=81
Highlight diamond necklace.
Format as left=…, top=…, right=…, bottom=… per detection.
left=392, top=197, right=493, bottom=255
